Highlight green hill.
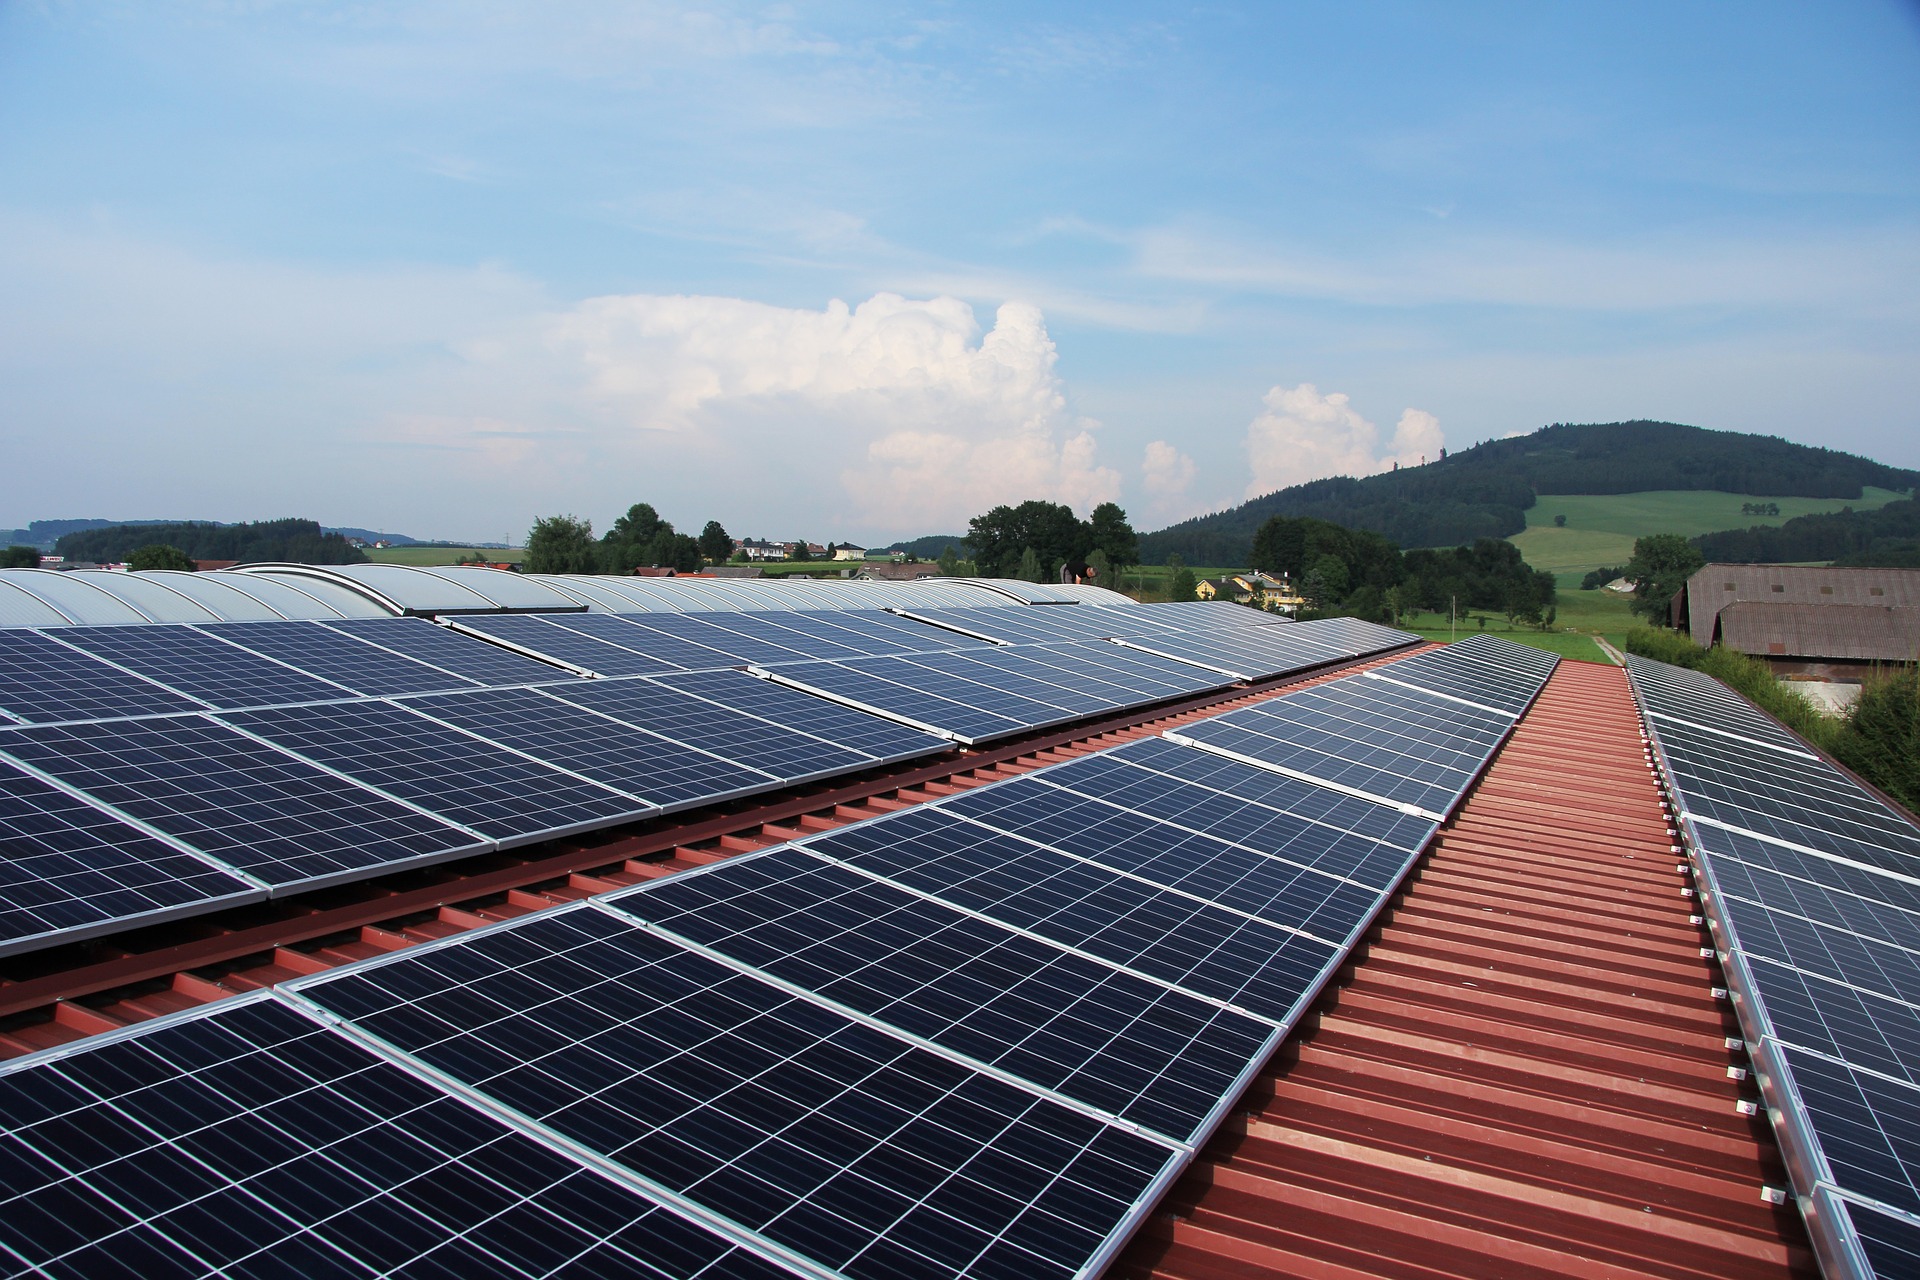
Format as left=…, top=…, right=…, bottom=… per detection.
left=1139, top=421, right=1919, bottom=565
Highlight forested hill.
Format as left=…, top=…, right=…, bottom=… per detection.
left=54, top=519, right=368, bottom=565
left=1140, top=420, right=1920, bottom=566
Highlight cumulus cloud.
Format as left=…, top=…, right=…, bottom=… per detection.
left=1139, top=440, right=1197, bottom=518
left=548, top=290, right=1119, bottom=532
left=1244, top=383, right=1445, bottom=498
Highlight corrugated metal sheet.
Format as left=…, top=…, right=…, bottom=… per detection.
left=1686, top=564, right=1920, bottom=649
left=1716, top=601, right=1919, bottom=662
left=1115, top=659, right=1817, bottom=1280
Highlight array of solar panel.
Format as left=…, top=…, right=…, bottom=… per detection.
left=0, top=763, right=261, bottom=955
left=0, top=628, right=1562, bottom=1276
left=52, top=624, right=358, bottom=710
left=1364, top=633, right=1560, bottom=715
left=1628, top=653, right=1920, bottom=1277
left=894, top=605, right=1130, bottom=645
left=1113, top=615, right=1412, bottom=682
left=291, top=905, right=1181, bottom=1280
left=0, top=995, right=791, bottom=1279
left=198, top=619, right=490, bottom=696
left=321, top=616, right=586, bottom=687
left=1817, top=1188, right=1920, bottom=1280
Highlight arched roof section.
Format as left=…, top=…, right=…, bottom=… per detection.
left=954, top=578, right=1085, bottom=604
left=150, top=570, right=389, bottom=620
left=400, top=566, right=586, bottom=610
left=1046, top=584, right=1139, bottom=606
left=0, top=575, right=78, bottom=627
left=0, top=569, right=155, bottom=625
left=54, top=571, right=226, bottom=624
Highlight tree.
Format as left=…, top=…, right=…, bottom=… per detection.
left=1165, top=554, right=1196, bottom=603
left=525, top=515, right=599, bottom=574
left=1, top=546, right=38, bottom=568
left=788, top=539, right=811, bottom=563
left=1016, top=547, right=1043, bottom=582
left=937, top=545, right=960, bottom=576
left=1087, top=503, right=1139, bottom=571
left=966, top=501, right=1086, bottom=578
left=1553, top=514, right=1567, bottom=527
left=1623, top=533, right=1706, bottom=622
left=698, top=520, right=733, bottom=563
left=605, top=503, right=665, bottom=547
left=1302, top=554, right=1349, bottom=607
left=127, top=544, right=195, bottom=572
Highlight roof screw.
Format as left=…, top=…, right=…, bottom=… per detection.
left=1728, top=1066, right=1749, bottom=1081
left=1726, top=1037, right=1745, bottom=1051
left=1761, top=1186, right=1789, bottom=1206
left=1712, top=986, right=1729, bottom=1000
left=1690, top=915, right=1705, bottom=925
left=1737, top=1099, right=1761, bottom=1116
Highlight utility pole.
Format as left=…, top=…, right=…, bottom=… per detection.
left=1450, top=595, right=1457, bottom=643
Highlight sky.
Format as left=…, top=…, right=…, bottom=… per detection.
left=2, top=2, right=1917, bottom=546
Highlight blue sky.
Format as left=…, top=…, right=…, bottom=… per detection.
left=3, top=2, right=1916, bottom=544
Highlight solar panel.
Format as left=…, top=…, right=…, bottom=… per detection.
left=804, top=805, right=1343, bottom=1024
left=751, top=660, right=1035, bottom=744
left=0, top=759, right=260, bottom=955
left=891, top=649, right=1128, bottom=717
left=939, top=773, right=1400, bottom=948
left=1711, top=889, right=1920, bottom=1013
left=0, top=629, right=206, bottom=724
left=959, top=642, right=1228, bottom=705
left=604, top=847, right=1280, bottom=1145
left=541, top=613, right=746, bottom=670
left=449, top=615, right=683, bottom=677
left=1692, top=824, right=1920, bottom=934
left=1113, top=625, right=1351, bottom=682
left=1740, top=955, right=1920, bottom=1090
left=293, top=905, right=1181, bottom=1280
left=220, top=700, right=657, bottom=847
left=782, top=609, right=986, bottom=655
left=646, top=669, right=951, bottom=766
left=680, top=611, right=870, bottom=662
left=398, top=687, right=778, bottom=811
left=1818, top=1190, right=1920, bottom=1280
left=1777, top=1045, right=1920, bottom=1221
left=320, top=616, right=583, bottom=687
left=1367, top=644, right=1548, bottom=715
left=198, top=619, right=486, bottom=697
left=51, top=624, right=353, bottom=710
left=630, top=613, right=821, bottom=666
left=0, top=996, right=789, bottom=1280
left=538, top=679, right=875, bottom=784
left=895, top=606, right=1122, bottom=646
left=0, top=716, right=483, bottom=888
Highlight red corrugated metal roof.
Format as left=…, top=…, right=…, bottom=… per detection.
left=1115, top=659, right=1818, bottom=1280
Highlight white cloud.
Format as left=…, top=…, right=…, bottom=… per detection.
left=1244, top=383, right=1445, bottom=499
left=545, top=290, right=1120, bottom=533
left=1139, top=440, right=1197, bottom=519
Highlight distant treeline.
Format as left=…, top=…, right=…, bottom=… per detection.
left=54, top=519, right=369, bottom=565
left=888, top=534, right=971, bottom=560
left=1140, top=420, right=1920, bottom=566
left=1692, top=497, right=1920, bottom=565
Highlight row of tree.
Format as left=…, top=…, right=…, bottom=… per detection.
left=1693, top=496, right=1920, bottom=566
left=52, top=519, right=367, bottom=565
left=524, top=505, right=735, bottom=575
left=963, top=501, right=1140, bottom=582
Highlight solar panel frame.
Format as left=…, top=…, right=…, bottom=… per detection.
left=0, top=629, right=209, bottom=725
left=1762, top=1043, right=1920, bottom=1223
left=645, top=669, right=952, bottom=768
left=447, top=615, right=685, bottom=678
left=0, top=716, right=487, bottom=889
left=1112, top=626, right=1354, bottom=682
left=0, top=993, right=795, bottom=1280
left=0, top=759, right=263, bottom=958
left=1811, top=1189, right=1920, bottom=1280
left=194, top=620, right=489, bottom=698
left=541, top=613, right=751, bottom=670
left=600, top=846, right=1284, bottom=1147
left=51, top=624, right=356, bottom=711
left=607, top=614, right=823, bottom=667
left=289, top=904, right=1185, bottom=1280
left=887, top=649, right=1128, bottom=718
left=318, top=616, right=585, bottom=687
left=781, top=609, right=989, bottom=655
left=749, top=661, right=1040, bottom=745
left=218, top=700, right=659, bottom=848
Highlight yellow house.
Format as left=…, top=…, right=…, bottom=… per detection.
left=1196, top=572, right=1304, bottom=612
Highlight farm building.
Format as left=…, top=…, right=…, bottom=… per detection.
left=1672, top=564, right=1920, bottom=678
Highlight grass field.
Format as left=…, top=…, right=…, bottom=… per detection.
left=1508, top=486, right=1906, bottom=577
left=1401, top=628, right=1610, bottom=662
left=367, top=546, right=524, bottom=566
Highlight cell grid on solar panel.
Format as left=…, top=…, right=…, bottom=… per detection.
left=649, top=669, right=950, bottom=765
left=1778, top=1045, right=1920, bottom=1220
left=321, top=617, right=583, bottom=687
left=1740, top=955, right=1920, bottom=1090
left=754, top=662, right=1033, bottom=744
left=0, top=716, right=483, bottom=887
left=54, top=624, right=353, bottom=710
left=605, top=846, right=1278, bottom=1144
left=220, top=700, right=655, bottom=846
left=893, top=650, right=1125, bottom=717
left=1692, top=823, right=1920, bottom=928
left=1712, top=893, right=1920, bottom=1013
left=539, top=679, right=872, bottom=783
left=531, top=612, right=745, bottom=671
left=0, top=629, right=207, bottom=724
left=1826, top=1192, right=1920, bottom=1280
left=805, top=805, right=1344, bottom=1026
left=400, top=687, right=777, bottom=811
left=613, top=614, right=820, bottom=667
left=294, top=906, right=1178, bottom=1280
left=0, top=762, right=261, bottom=953
left=452, top=615, right=683, bottom=677
left=0, top=995, right=789, bottom=1280
left=197, top=619, right=486, bottom=697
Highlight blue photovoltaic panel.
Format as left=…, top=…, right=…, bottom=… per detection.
left=958, top=642, right=1227, bottom=705
left=0, top=717, right=483, bottom=887
left=320, top=616, right=582, bottom=687
left=892, top=649, right=1128, bottom=717
left=1693, top=823, right=1920, bottom=938
left=782, top=609, right=986, bottom=655
left=1779, top=1046, right=1920, bottom=1221
left=538, top=679, right=873, bottom=783
left=806, top=805, right=1343, bottom=1024
left=0, top=629, right=206, bottom=724
left=197, top=619, right=486, bottom=697
left=51, top=624, right=352, bottom=710
left=1171, top=682, right=1483, bottom=816
left=1100, top=601, right=1290, bottom=633
left=540, top=612, right=745, bottom=670
left=297, top=906, right=1178, bottom=1280
left=1827, top=1193, right=1920, bottom=1280
left=900, top=606, right=1125, bottom=645
left=221, top=700, right=655, bottom=846
left=1629, top=655, right=1808, bottom=754
left=606, top=846, right=1278, bottom=1144
left=0, top=759, right=260, bottom=953
left=754, top=661, right=1034, bottom=744
left=1303, top=616, right=1426, bottom=654
left=399, top=686, right=775, bottom=810
left=650, top=669, right=950, bottom=765
left=1114, top=625, right=1351, bottom=681
left=940, top=773, right=1396, bottom=948
left=682, top=611, right=869, bottom=662
left=1368, top=641, right=1550, bottom=715
left=1740, top=955, right=1920, bottom=1091
left=1712, top=891, right=1920, bottom=1014
left=632, top=614, right=820, bottom=666
left=451, top=614, right=682, bottom=677
left=0, top=996, right=790, bottom=1280
left=1100, top=736, right=1440, bottom=858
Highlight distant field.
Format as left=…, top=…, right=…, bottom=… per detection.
left=1509, top=486, right=1907, bottom=575
left=367, top=546, right=524, bottom=566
